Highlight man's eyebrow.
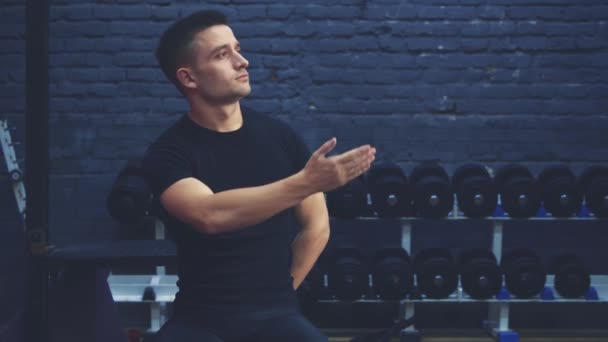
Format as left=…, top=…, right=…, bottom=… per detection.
left=208, top=42, right=241, bottom=58
left=208, top=44, right=229, bottom=58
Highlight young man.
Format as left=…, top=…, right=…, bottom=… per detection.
left=143, top=10, right=375, bottom=342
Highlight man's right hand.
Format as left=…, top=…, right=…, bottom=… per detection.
left=301, top=137, right=376, bottom=193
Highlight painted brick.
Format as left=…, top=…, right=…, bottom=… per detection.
left=0, top=1, right=606, bottom=300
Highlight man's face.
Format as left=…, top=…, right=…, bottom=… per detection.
left=185, top=24, right=250, bottom=103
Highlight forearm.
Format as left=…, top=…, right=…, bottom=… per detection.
left=290, top=224, right=330, bottom=290
left=200, top=171, right=312, bottom=234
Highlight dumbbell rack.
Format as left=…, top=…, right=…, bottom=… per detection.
left=108, top=219, right=173, bottom=333
left=106, top=216, right=608, bottom=340
left=387, top=215, right=608, bottom=342
left=105, top=210, right=608, bottom=340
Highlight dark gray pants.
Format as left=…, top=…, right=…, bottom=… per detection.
left=147, top=307, right=328, bottom=342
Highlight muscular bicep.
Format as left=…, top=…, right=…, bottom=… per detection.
left=160, top=177, right=214, bottom=230
left=294, top=192, right=329, bottom=231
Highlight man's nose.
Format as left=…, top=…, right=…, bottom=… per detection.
left=234, top=52, right=249, bottom=69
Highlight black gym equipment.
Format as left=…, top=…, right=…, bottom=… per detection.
left=501, top=248, right=546, bottom=299
left=327, top=247, right=369, bottom=301
left=297, top=266, right=326, bottom=305
left=25, top=1, right=50, bottom=341
left=579, top=165, right=608, bottom=218
left=326, top=175, right=369, bottom=218
left=549, top=254, right=591, bottom=299
left=367, top=162, right=411, bottom=217
left=452, top=163, right=497, bottom=218
left=106, top=160, right=154, bottom=225
left=459, top=249, right=502, bottom=299
left=413, top=248, right=458, bottom=299
left=371, top=248, right=413, bottom=300
left=494, top=164, right=541, bottom=218
left=538, top=164, right=582, bottom=217
left=409, top=162, right=454, bottom=218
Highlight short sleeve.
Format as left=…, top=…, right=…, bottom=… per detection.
left=141, top=140, right=192, bottom=198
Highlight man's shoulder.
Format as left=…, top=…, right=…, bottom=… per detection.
left=155, top=115, right=193, bottom=142
left=144, top=116, right=193, bottom=158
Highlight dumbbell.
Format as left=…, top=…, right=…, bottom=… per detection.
left=326, top=176, right=369, bottom=218
left=501, top=248, right=546, bottom=298
left=452, top=163, right=497, bottom=218
left=459, top=249, right=502, bottom=299
left=538, top=165, right=582, bottom=217
left=414, top=248, right=458, bottom=299
left=409, top=162, right=453, bottom=218
left=494, top=164, right=541, bottom=218
left=327, top=247, right=368, bottom=301
left=371, top=248, right=413, bottom=300
left=579, top=165, right=608, bottom=218
left=549, top=254, right=590, bottom=299
left=367, top=162, right=411, bottom=217
left=107, top=160, right=153, bottom=224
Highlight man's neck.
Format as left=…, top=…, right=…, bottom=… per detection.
left=188, top=101, right=243, bottom=133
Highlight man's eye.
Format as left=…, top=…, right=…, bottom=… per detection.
left=217, top=51, right=227, bottom=59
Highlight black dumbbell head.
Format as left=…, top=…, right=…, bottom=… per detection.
left=414, top=248, right=458, bottom=299
left=549, top=254, right=590, bottom=299
left=538, top=165, right=581, bottom=217
left=367, top=162, right=411, bottom=217
left=372, top=248, right=413, bottom=300
left=452, top=163, right=497, bottom=218
left=459, top=249, right=502, bottom=299
left=328, top=247, right=368, bottom=301
left=495, top=164, right=541, bottom=218
left=579, top=165, right=608, bottom=218
left=107, top=161, right=153, bottom=224
left=410, top=162, right=453, bottom=218
left=501, top=248, right=546, bottom=298
left=326, top=175, right=369, bottom=218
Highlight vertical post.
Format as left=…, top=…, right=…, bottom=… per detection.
left=25, top=0, right=50, bottom=342
left=491, top=220, right=503, bottom=263
left=400, top=221, right=412, bottom=255
left=154, top=219, right=166, bottom=276
left=486, top=219, right=518, bottom=341
left=151, top=219, right=168, bottom=331
left=400, top=220, right=420, bottom=341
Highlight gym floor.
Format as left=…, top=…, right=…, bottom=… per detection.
left=325, top=330, right=608, bottom=341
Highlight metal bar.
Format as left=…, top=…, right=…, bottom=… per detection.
left=491, top=220, right=503, bottom=263
left=25, top=0, right=50, bottom=341
left=402, top=302, right=416, bottom=333
left=400, top=221, right=412, bottom=255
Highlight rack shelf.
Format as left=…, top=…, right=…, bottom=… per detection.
left=106, top=210, right=606, bottom=340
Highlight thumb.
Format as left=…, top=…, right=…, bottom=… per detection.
left=313, top=137, right=337, bottom=158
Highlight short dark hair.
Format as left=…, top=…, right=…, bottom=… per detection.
left=156, top=10, right=228, bottom=92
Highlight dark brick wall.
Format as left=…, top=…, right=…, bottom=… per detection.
left=1, top=0, right=608, bottom=335
left=36, top=1, right=608, bottom=245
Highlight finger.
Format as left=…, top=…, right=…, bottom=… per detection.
left=345, top=157, right=374, bottom=179
left=341, top=149, right=375, bottom=171
left=312, top=137, right=337, bottom=158
left=335, top=145, right=372, bottom=164
left=346, top=164, right=370, bottom=182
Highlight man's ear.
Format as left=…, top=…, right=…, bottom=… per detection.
left=176, top=67, right=197, bottom=90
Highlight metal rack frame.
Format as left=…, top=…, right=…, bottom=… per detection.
left=107, top=215, right=607, bottom=341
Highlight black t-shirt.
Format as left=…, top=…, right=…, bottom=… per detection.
left=142, top=108, right=310, bottom=313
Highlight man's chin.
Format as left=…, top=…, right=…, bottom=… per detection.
left=237, top=87, right=252, bottom=99
left=215, top=90, right=251, bottom=105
